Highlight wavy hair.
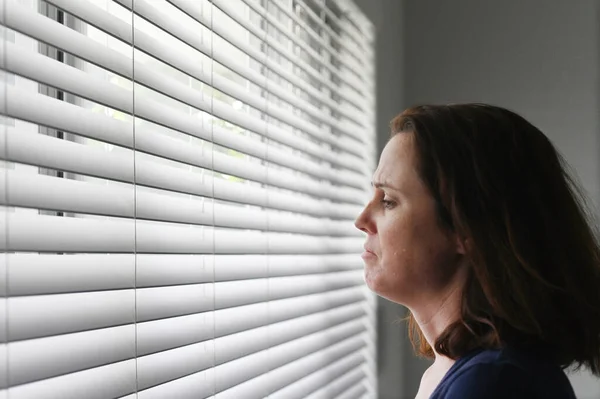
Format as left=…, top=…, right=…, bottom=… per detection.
left=391, top=104, right=600, bottom=375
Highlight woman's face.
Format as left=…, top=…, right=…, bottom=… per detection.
left=355, top=133, right=466, bottom=306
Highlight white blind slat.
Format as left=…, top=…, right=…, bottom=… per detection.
left=237, top=0, right=367, bottom=77
left=214, top=303, right=364, bottom=365
left=5, top=289, right=366, bottom=385
left=9, top=271, right=364, bottom=340
left=8, top=308, right=367, bottom=389
left=8, top=291, right=137, bottom=341
left=268, top=352, right=365, bottom=399
left=0, top=213, right=363, bottom=254
left=336, top=380, right=368, bottom=399
left=174, top=0, right=370, bottom=122
left=213, top=337, right=366, bottom=399
left=212, top=321, right=365, bottom=394
left=238, top=0, right=373, bottom=102
left=1, top=128, right=365, bottom=217
left=45, top=0, right=368, bottom=141
left=211, top=286, right=365, bottom=336
left=5, top=253, right=362, bottom=295
left=214, top=270, right=363, bottom=309
left=137, top=312, right=366, bottom=391
left=294, top=0, right=371, bottom=63
left=0, top=40, right=366, bottom=172
left=5, top=360, right=137, bottom=399
left=305, top=367, right=367, bottom=399
left=137, top=299, right=365, bottom=357
left=181, top=0, right=368, bottom=110
left=129, top=0, right=368, bottom=126
left=136, top=321, right=365, bottom=398
left=2, top=83, right=365, bottom=189
left=1, top=0, right=376, bottom=395
left=0, top=169, right=361, bottom=235
left=8, top=325, right=135, bottom=387
left=0, top=345, right=6, bottom=388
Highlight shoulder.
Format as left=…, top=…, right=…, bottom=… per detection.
left=433, top=347, right=576, bottom=399
left=444, top=361, right=531, bottom=398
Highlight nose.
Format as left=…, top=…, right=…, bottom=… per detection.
left=354, top=203, right=375, bottom=235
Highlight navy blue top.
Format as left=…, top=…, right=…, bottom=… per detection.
left=429, top=346, right=576, bottom=398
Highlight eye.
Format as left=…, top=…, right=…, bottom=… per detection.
left=381, top=197, right=396, bottom=209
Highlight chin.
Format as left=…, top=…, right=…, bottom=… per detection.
left=364, top=269, right=412, bottom=305
left=364, top=267, right=389, bottom=295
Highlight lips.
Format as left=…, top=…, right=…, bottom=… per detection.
left=362, top=245, right=377, bottom=260
left=363, top=245, right=376, bottom=255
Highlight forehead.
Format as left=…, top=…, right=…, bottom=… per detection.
left=372, top=133, right=417, bottom=184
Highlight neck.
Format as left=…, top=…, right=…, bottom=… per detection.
left=411, top=278, right=465, bottom=363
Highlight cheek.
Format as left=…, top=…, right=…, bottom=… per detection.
left=364, top=217, right=415, bottom=295
left=379, top=213, right=414, bottom=266
left=371, top=213, right=455, bottom=300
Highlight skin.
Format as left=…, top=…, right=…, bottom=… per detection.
left=354, top=133, right=469, bottom=398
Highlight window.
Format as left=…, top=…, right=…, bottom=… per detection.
left=0, top=0, right=377, bottom=397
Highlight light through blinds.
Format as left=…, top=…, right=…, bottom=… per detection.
left=0, top=0, right=377, bottom=397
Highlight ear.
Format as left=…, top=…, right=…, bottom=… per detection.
left=454, top=235, right=468, bottom=255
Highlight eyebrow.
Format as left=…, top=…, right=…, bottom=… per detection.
left=371, top=181, right=400, bottom=191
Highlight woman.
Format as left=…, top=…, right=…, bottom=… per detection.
left=355, top=104, right=600, bottom=398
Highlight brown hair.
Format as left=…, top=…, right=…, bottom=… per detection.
left=391, top=103, right=600, bottom=375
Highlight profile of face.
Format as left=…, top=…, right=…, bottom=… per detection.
left=355, top=133, right=467, bottom=307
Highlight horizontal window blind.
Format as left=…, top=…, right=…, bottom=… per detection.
left=0, top=0, right=377, bottom=398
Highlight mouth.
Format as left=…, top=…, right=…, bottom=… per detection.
left=362, top=247, right=377, bottom=260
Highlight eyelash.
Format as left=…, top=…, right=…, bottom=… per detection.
left=381, top=198, right=396, bottom=209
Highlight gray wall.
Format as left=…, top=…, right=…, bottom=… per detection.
left=354, top=0, right=600, bottom=398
